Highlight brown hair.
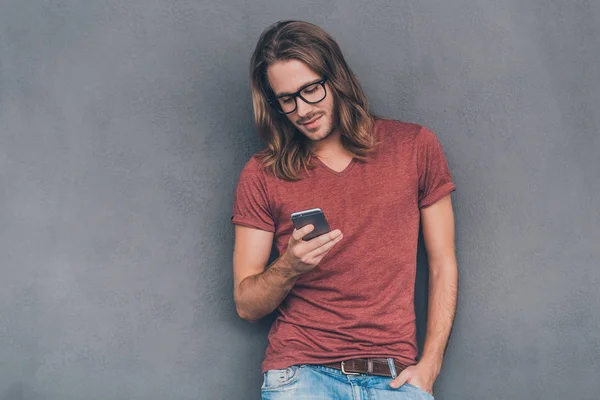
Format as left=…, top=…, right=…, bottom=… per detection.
left=250, top=20, right=377, bottom=181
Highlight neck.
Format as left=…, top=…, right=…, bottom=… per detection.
left=310, top=130, right=349, bottom=159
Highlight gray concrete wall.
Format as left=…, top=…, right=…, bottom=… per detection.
left=1, top=1, right=598, bottom=399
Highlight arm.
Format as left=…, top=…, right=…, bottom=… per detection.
left=420, top=194, right=458, bottom=376
left=233, top=225, right=298, bottom=323
left=233, top=224, right=343, bottom=322
left=390, top=194, right=458, bottom=393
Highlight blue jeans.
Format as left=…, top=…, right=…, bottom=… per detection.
left=261, top=362, right=434, bottom=399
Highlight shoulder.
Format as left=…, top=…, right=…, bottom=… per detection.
left=239, top=151, right=269, bottom=176
left=234, top=154, right=270, bottom=193
left=373, top=118, right=429, bottom=146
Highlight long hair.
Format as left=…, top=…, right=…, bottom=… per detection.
left=250, top=20, right=377, bottom=181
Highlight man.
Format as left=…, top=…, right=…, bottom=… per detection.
left=231, top=20, right=458, bottom=399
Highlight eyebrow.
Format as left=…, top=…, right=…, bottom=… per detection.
left=275, top=78, right=323, bottom=97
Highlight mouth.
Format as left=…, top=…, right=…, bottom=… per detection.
left=301, top=114, right=323, bottom=128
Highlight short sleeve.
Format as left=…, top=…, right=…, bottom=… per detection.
left=417, top=126, right=457, bottom=208
left=231, top=159, right=276, bottom=232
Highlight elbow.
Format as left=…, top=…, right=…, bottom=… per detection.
left=234, top=288, right=259, bottom=323
left=236, top=305, right=259, bottom=323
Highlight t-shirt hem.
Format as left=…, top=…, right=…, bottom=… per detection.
left=419, top=182, right=456, bottom=209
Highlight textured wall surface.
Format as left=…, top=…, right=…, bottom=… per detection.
left=1, top=1, right=598, bottom=399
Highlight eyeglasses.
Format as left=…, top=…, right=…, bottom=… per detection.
left=267, top=77, right=328, bottom=115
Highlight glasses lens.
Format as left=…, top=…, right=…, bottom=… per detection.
left=277, top=96, right=296, bottom=114
left=301, top=83, right=326, bottom=104
left=274, top=81, right=327, bottom=114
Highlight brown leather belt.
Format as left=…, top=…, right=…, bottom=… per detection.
left=324, top=358, right=408, bottom=377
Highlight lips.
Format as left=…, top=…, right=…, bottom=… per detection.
left=301, top=114, right=323, bottom=127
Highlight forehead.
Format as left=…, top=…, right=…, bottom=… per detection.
left=267, top=59, right=321, bottom=95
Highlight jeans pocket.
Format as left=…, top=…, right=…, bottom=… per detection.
left=261, top=365, right=302, bottom=391
left=404, top=383, right=435, bottom=399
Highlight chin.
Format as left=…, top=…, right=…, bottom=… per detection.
left=300, top=123, right=333, bottom=142
left=313, top=129, right=333, bottom=142
left=301, top=129, right=326, bottom=142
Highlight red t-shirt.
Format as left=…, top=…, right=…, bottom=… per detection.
left=231, top=119, right=456, bottom=372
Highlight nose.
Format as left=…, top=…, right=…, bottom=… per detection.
left=295, top=96, right=313, bottom=118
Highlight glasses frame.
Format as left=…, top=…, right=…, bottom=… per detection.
left=267, top=76, right=329, bottom=115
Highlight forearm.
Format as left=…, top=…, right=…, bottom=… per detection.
left=235, top=252, right=301, bottom=322
left=420, top=257, right=458, bottom=375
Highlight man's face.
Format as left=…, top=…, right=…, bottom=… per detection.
left=267, top=59, right=336, bottom=142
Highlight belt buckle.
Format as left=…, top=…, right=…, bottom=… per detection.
left=340, top=361, right=361, bottom=375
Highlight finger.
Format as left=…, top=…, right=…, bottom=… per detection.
left=292, top=224, right=314, bottom=241
left=305, top=229, right=342, bottom=251
left=304, top=232, right=343, bottom=259
left=389, top=370, right=410, bottom=389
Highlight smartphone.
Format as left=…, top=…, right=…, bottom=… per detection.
left=291, top=208, right=331, bottom=241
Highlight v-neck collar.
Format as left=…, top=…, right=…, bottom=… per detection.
left=312, top=155, right=357, bottom=177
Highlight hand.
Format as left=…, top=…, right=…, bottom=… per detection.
left=285, top=224, right=343, bottom=275
left=389, top=361, right=438, bottom=395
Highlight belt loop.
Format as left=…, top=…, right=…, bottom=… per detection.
left=387, top=358, right=397, bottom=378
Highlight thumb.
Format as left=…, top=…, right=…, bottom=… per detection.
left=389, top=369, right=410, bottom=389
